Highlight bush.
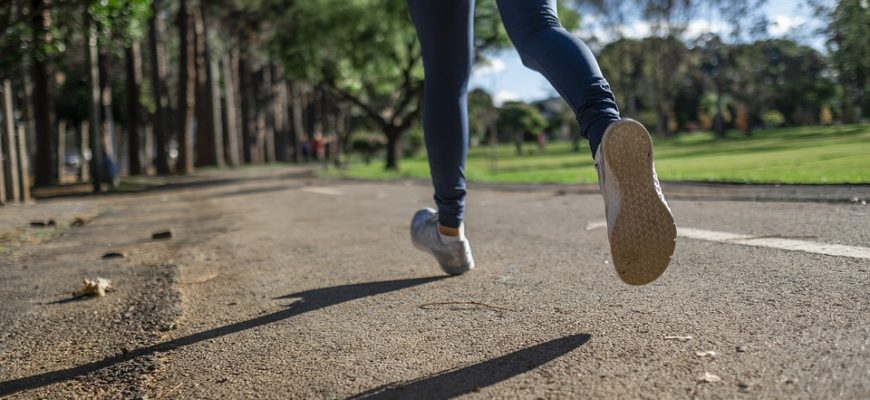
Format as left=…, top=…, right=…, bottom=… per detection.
left=350, top=132, right=386, bottom=164
left=762, top=110, right=785, bottom=127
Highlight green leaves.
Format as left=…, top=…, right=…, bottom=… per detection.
left=497, top=101, right=548, bottom=135
left=87, top=0, right=152, bottom=47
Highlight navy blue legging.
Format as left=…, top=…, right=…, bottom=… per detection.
left=408, top=0, right=620, bottom=228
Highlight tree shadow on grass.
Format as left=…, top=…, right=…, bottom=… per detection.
left=348, top=334, right=591, bottom=400
left=0, top=276, right=446, bottom=396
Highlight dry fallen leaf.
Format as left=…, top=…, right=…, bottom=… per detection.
left=664, top=335, right=693, bottom=342
left=695, top=350, right=718, bottom=358
left=697, top=372, right=722, bottom=383
left=73, top=277, right=114, bottom=297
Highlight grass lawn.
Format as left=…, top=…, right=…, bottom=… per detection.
left=326, top=124, right=870, bottom=185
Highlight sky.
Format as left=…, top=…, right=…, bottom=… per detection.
left=469, top=0, right=829, bottom=105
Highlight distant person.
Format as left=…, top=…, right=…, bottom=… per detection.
left=312, top=132, right=326, bottom=161
left=536, top=132, right=546, bottom=154
left=408, top=1, right=676, bottom=285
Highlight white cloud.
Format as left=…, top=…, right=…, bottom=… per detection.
left=768, top=15, right=807, bottom=36
left=621, top=20, right=652, bottom=39
left=493, top=90, right=519, bottom=106
left=685, top=19, right=729, bottom=38
left=472, top=58, right=506, bottom=77
left=589, top=19, right=732, bottom=42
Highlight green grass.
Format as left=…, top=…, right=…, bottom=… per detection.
left=326, top=124, right=870, bottom=184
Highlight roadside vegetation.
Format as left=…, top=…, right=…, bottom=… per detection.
left=326, top=124, right=870, bottom=184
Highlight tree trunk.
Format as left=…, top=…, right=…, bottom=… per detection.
left=176, top=0, right=196, bottom=174
left=312, top=86, right=323, bottom=141
left=148, top=0, right=170, bottom=175
left=31, top=0, right=56, bottom=186
left=56, top=120, right=65, bottom=182
left=148, top=14, right=168, bottom=174
left=290, top=81, right=305, bottom=162
left=2, top=80, right=17, bottom=202
left=262, top=65, right=276, bottom=163
left=273, top=74, right=290, bottom=162
left=333, top=106, right=347, bottom=166
left=222, top=54, right=241, bottom=167
left=143, top=123, right=153, bottom=173
left=193, top=5, right=216, bottom=167
left=79, top=120, right=89, bottom=181
left=125, top=42, right=143, bottom=175
left=98, top=50, right=119, bottom=182
left=16, top=125, right=31, bottom=201
left=85, top=13, right=102, bottom=192
left=655, top=102, right=669, bottom=136
left=256, top=105, right=266, bottom=164
left=238, top=45, right=254, bottom=164
left=21, top=62, right=37, bottom=166
left=209, top=58, right=225, bottom=167
left=385, top=128, right=401, bottom=170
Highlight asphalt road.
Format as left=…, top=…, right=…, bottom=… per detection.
left=1, top=167, right=868, bottom=399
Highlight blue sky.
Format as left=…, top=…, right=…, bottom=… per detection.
left=469, top=0, right=828, bottom=104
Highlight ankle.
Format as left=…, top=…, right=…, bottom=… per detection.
left=438, top=224, right=461, bottom=237
left=438, top=223, right=466, bottom=243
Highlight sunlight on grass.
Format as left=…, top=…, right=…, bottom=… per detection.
left=326, top=124, right=870, bottom=184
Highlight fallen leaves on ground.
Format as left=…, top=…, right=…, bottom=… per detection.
left=73, top=277, right=114, bottom=297
left=697, top=372, right=722, bottom=383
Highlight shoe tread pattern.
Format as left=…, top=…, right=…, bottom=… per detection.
left=602, top=120, right=677, bottom=285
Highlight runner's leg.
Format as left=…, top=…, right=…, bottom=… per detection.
left=407, top=0, right=474, bottom=229
left=495, top=0, right=620, bottom=156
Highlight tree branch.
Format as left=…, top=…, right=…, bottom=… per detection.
left=326, top=83, right=386, bottom=128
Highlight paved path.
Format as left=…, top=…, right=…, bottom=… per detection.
left=1, top=168, right=868, bottom=399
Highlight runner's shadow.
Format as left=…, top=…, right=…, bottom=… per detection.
left=348, top=334, right=591, bottom=400
left=0, top=276, right=446, bottom=396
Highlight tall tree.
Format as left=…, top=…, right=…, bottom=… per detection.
left=221, top=53, right=241, bottom=166
left=84, top=8, right=102, bottom=192
left=148, top=0, right=171, bottom=174
left=124, top=40, right=143, bottom=174
left=176, top=0, right=196, bottom=173
left=31, top=0, right=56, bottom=186
left=817, top=0, right=869, bottom=122
left=497, top=101, right=548, bottom=156
left=193, top=3, right=218, bottom=167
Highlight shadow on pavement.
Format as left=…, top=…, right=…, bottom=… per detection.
left=348, top=334, right=591, bottom=400
left=0, top=276, right=446, bottom=396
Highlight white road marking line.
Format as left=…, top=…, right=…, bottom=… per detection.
left=586, top=221, right=870, bottom=260
left=301, top=187, right=344, bottom=196
left=679, top=228, right=870, bottom=260
left=585, top=220, right=608, bottom=231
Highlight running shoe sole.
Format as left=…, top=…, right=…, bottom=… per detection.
left=601, top=120, right=676, bottom=285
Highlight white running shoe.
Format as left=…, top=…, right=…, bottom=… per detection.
left=410, top=208, right=475, bottom=275
left=595, top=119, right=676, bottom=285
